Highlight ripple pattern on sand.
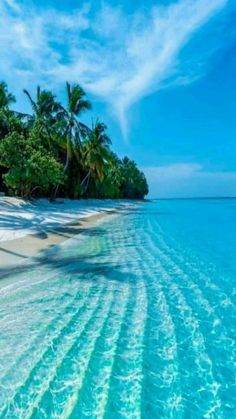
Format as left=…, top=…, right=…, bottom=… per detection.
left=0, top=200, right=236, bottom=418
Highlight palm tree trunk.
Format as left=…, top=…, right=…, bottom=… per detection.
left=53, top=133, right=70, bottom=200
left=52, top=183, right=60, bottom=201
left=64, top=135, right=71, bottom=173
left=80, top=170, right=91, bottom=193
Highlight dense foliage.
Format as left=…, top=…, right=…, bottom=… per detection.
left=0, top=81, right=148, bottom=200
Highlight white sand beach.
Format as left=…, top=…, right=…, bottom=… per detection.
left=0, top=197, right=133, bottom=242
left=0, top=197, right=135, bottom=271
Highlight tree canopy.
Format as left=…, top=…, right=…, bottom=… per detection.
left=0, top=81, right=148, bottom=200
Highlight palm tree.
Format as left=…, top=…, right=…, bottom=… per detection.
left=23, top=86, right=62, bottom=131
left=0, top=81, right=16, bottom=109
left=81, top=121, right=111, bottom=192
left=59, top=82, right=91, bottom=173
left=51, top=82, right=91, bottom=199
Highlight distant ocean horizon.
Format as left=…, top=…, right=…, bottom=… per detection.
left=150, top=196, right=236, bottom=200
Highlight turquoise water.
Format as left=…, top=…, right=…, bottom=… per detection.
left=0, top=199, right=236, bottom=418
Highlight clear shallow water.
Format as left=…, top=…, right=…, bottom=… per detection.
left=0, top=199, right=236, bottom=418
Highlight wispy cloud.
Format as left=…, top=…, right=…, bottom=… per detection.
left=4, top=0, right=20, bottom=13
left=144, top=163, right=202, bottom=179
left=143, top=164, right=236, bottom=198
left=0, top=0, right=230, bottom=134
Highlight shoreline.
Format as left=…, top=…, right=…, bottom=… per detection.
left=0, top=197, right=135, bottom=242
left=0, top=205, right=131, bottom=276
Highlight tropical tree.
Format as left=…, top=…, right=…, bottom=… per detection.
left=96, top=152, right=123, bottom=198
left=0, top=81, right=16, bottom=109
left=81, top=121, right=111, bottom=193
left=120, top=157, right=149, bottom=199
left=0, top=80, right=149, bottom=200
left=0, top=124, right=64, bottom=199
left=59, top=82, right=91, bottom=172
left=0, top=84, right=17, bottom=192
left=23, top=86, right=62, bottom=133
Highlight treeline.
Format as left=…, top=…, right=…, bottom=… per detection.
left=0, top=81, right=148, bottom=200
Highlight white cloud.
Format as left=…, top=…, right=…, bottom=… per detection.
left=4, top=0, right=20, bottom=13
left=143, top=164, right=236, bottom=198
left=0, top=0, right=229, bottom=134
left=145, top=163, right=202, bottom=179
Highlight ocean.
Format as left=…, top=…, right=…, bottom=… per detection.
left=0, top=199, right=235, bottom=417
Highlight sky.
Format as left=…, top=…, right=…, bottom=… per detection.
left=0, top=0, right=236, bottom=198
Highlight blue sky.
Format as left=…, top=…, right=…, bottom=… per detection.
left=0, top=0, right=236, bottom=198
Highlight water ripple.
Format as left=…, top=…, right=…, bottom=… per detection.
left=0, top=201, right=236, bottom=417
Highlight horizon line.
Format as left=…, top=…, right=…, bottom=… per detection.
left=149, top=196, right=236, bottom=201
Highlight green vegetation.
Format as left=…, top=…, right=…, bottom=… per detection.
left=0, top=81, right=148, bottom=200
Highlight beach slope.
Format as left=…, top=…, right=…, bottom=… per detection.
left=0, top=197, right=133, bottom=271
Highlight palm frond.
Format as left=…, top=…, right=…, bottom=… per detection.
left=23, top=89, right=38, bottom=115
